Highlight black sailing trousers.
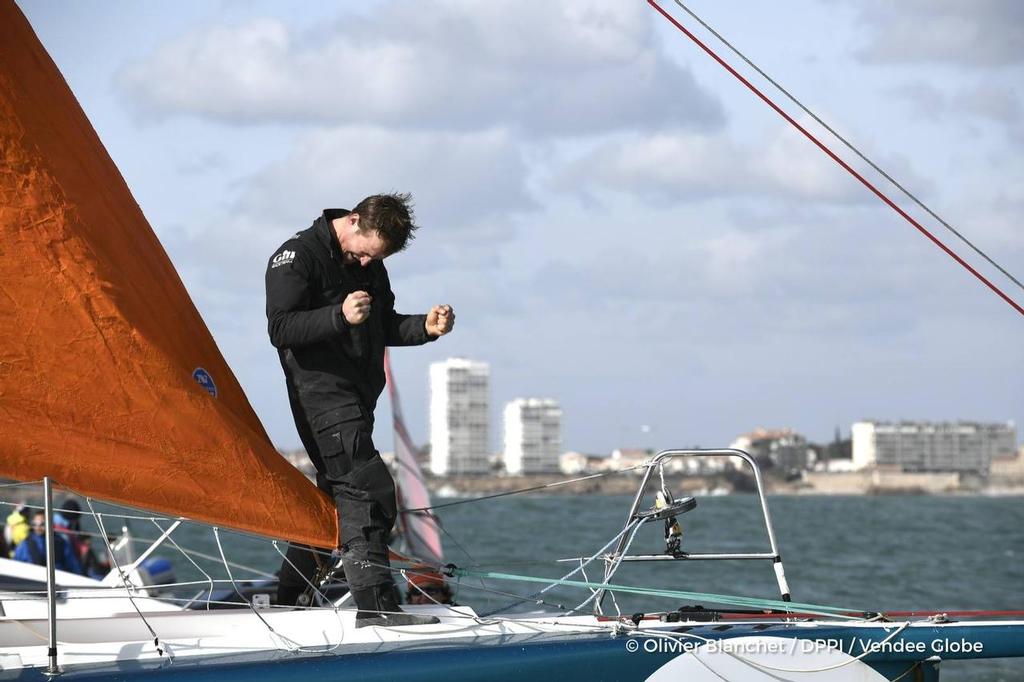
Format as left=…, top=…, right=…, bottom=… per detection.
left=277, top=394, right=398, bottom=604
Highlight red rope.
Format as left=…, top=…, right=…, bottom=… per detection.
left=719, top=609, right=1024, bottom=621
left=600, top=609, right=1024, bottom=622
left=647, top=0, right=1024, bottom=317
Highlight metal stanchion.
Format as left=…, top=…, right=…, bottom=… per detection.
left=43, top=476, right=62, bottom=676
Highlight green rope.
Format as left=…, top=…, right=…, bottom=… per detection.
left=450, top=567, right=863, bottom=620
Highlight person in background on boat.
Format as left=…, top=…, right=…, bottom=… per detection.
left=405, top=566, right=456, bottom=606
left=54, top=499, right=109, bottom=578
left=266, top=193, right=454, bottom=628
left=13, top=509, right=82, bottom=574
left=4, top=504, right=30, bottom=557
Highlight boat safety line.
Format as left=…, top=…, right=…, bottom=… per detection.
left=669, top=0, right=1024, bottom=297
left=571, top=517, right=649, bottom=616
left=399, top=568, right=506, bottom=629
left=647, top=0, right=1024, bottom=318
left=0, top=480, right=44, bottom=490
left=213, top=527, right=300, bottom=652
left=47, top=483, right=285, bottom=578
left=453, top=567, right=861, bottom=619
left=398, top=464, right=648, bottom=514
left=43, top=521, right=280, bottom=581
left=270, top=540, right=342, bottom=612
left=363, top=559, right=580, bottom=613
left=86, top=498, right=171, bottom=662
left=478, top=519, right=645, bottom=618
left=152, top=518, right=217, bottom=610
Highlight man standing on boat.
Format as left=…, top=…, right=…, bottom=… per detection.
left=265, top=193, right=454, bottom=627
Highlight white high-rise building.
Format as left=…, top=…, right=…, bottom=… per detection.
left=429, top=358, right=490, bottom=476
left=851, top=420, right=1016, bottom=474
left=503, top=398, right=562, bottom=475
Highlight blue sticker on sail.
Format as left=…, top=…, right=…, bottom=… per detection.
left=192, top=368, right=217, bottom=398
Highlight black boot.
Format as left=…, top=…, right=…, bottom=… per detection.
left=352, top=583, right=440, bottom=628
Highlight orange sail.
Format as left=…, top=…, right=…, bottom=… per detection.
left=0, top=0, right=338, bottom=548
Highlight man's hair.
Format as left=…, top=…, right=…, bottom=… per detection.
left=352, top=193, right=419, bottom=254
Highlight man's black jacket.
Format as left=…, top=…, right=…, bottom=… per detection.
left=265, top=209, right=433, bottom=417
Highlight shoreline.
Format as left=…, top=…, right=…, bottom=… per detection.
left=424, top=473, right=1024, bottom=497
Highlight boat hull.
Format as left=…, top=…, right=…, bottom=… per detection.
left=3, top=608, right=1020, bottom=681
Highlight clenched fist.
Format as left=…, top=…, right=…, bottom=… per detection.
left=425, top=304, right=455, bottom=337
left=342, top=291, right=372, bottom=325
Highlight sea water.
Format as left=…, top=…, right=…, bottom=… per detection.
left=146, top=494, right=1024, bottom=680
left=439, top=494, right=1024, bottom=681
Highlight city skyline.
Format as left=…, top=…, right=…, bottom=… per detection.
left=18, top=1, right=1023, bottom=455
left=413, top=355, right=1020, bottom=470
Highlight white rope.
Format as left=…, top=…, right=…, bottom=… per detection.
left=270, top=540, right=336, bottom=608
left=481, top=517, right=643, bottom=617
left=572, top=518, right=647, bottom=616
left=85, top=499, right=172, bottom=662
left=151, top=518, right=217, bottom=610
left=211, top=526, right=301, bottom=650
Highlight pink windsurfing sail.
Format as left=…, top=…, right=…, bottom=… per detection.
left=385, top=350, right=444, bottom=565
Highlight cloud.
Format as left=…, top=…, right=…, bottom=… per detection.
left=967, top=185, right=1024, bottom=253
left=891, top=81, right=1024, bottom=145
left=160, top=124, right=536, bottom=308
left=955, top=84, right=1023, bottom=125
left=555, top=119, right=928, bottom=206
left=176, top=151, right=227, bottom=175
left=118, top=0, right=724, bottom=135
left=851, top=0, right=1024, bottom=67
left=235, top=125, right=534, bottom=241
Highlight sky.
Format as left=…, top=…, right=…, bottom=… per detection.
left=17, top=0, right=1023, bottom=455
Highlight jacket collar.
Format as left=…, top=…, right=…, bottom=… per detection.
left=316, top=208, right=350, bottom=260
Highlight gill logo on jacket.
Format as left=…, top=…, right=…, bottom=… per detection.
left=271, top=249, right=296, bottom=268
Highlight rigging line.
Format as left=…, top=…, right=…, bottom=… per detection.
left=583, top=518, right=649, bottom=616
left=399, top=568, right=504, bottom=628
left=267, top=544, right=351, bottom=653
left=55, top=526, right=277, bottom=580
left=53, top=484, right=313, bottom=549
left=212, top=527, right=300, bottom=651
left=480, top=518, right=643, bottom=617
left=392, top=446, right=430, bottom=486
left=85, top=501, right=171, bottom=661
left=267, top=528, right=495, bottom=578
left=670, top=0, right=1024, bottom=296
left=6, top=579, right=275, bottom=598
left=399, top=464, right=647, bottom=514
left=354, top=560, right=572, bottom=612
left=430, top=515, right=496, bottom=597
left=150, top=518, right=215, bottom=610
left=647, top=0, right=1024, bottom=318
left=0, top=480, right=44, bottom=490
left=269, top=540, right=337, bottom=609
left=393, top=512, right=497, bottom=607
left=457, top=567, right=863, bottom=619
